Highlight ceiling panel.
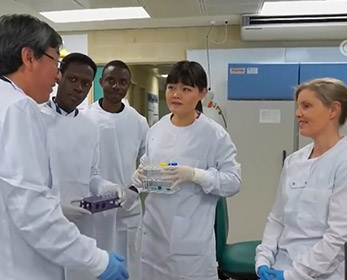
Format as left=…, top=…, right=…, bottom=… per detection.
left=206, top=3, right=261, bottom=15
left=264, top=0, right=319, bottom=2
left=143, top=0, right=202, bottom=18
left=0, top=0, right=260, bottom=31
left=15, top=0, right=82, bottom=11
left=204, top=0, right=262, bottom=15
left=0, top=0, right=41, bottom=14
left=14, top=0, right=141, bottom=11
left=78, top=0, right=141, bottom=9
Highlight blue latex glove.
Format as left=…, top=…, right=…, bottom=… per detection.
left=268, top=268, right=284, bottom=280
left=98, top=253, right=129, bottom=280
left=257, top=265, right=272, bottom=280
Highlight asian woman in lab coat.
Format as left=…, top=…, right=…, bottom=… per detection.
left=256, top=78, right=347, bottom=280
left=133, top=61, right=242, bottom=280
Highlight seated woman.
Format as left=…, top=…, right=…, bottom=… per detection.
left=256, top=78, right=347, bottom=280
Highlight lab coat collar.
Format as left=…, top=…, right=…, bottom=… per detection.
left=0, top=76, right=25, bottom=93
left=50, top=97, right=79, bottom=117
left=95, top=98, right=125, bottom=115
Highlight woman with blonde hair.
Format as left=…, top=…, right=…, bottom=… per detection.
left=256, top=78, right=347, bottom=280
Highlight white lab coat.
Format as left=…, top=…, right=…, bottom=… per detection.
left=83, top=101, right=149, bottom=280
left=41, top=99, right=113, bottom=280
left=141, top=113, right=241, bottom=280
left=0, top=79, right=108, bottom=280
left=256, top=137, right=347, bottom=280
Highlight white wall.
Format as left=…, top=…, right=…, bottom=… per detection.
left=62, top=34, right=88, bottom=55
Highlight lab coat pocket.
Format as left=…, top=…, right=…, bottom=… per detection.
left=287, top=161, right=311, bottom=189
left=298, top=187, right=333, bottom=232
left=170, top=215, right=212, bottom=256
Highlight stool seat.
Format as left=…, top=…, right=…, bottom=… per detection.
left=220, top=240, right=260, bottom=275
left=215, top=197, right=261, bottom=280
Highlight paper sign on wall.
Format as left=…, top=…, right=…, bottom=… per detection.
left=259, top=109, right=281, bottom=123
left=148, top=93, right=159, bottom=126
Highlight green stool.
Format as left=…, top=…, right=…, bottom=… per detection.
left=215, top=197, right=261, bottom=280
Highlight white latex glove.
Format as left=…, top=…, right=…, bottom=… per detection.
left=121, top=186, right=139, bottom=211
left=161, top=166, right=196, bottom=189
left=100, top=184, right=125, bottom=205
left=62, top=203, right=91, bottom=224
left=132, top=164, right=145, bottom=188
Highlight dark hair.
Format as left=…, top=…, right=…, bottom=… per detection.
left=295, top=78, right=347, bottom=126
left=0, top=14, right=62, bottom=76
left=195, top=100, right=203, bottom=113
left=101, top=60, right=131, bottom=78
left=166, top=61, right=207, bottom=92
left=60, top=53, right=97, bottom=78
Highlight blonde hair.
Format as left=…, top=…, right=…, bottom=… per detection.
left=295, top=78, right=347, bottom=126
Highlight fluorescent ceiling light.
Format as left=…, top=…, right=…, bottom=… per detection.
left=161, top=74, right=168, bottom=78
left=40, top=7, right=150, bottom=23
left=260, top=0, right=347, bottom=16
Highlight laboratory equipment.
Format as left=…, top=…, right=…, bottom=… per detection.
left=142, top=162, right=179, bottom=193
left=227, top=63, right=298, bottom=242
left=80, top=194, right=121, bottom=213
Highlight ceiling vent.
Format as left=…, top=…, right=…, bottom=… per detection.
left=241, top=14, right=347, bottom=41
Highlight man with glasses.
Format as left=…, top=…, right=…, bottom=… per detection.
left=0, top=14, right=128, bottom=280
left=44, top=52, right=64, bottom=67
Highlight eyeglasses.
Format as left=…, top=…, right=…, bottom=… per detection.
left=43, top=53, right=64, bottom=68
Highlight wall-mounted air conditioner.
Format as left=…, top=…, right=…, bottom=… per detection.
left=241, top=14, right=347, bottom=41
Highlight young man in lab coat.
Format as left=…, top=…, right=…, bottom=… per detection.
left=84, top=60, right=149, bottom=280
left=41, top=53, right=134, bottom=280
left=0, top=14, right=128, bottom=280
